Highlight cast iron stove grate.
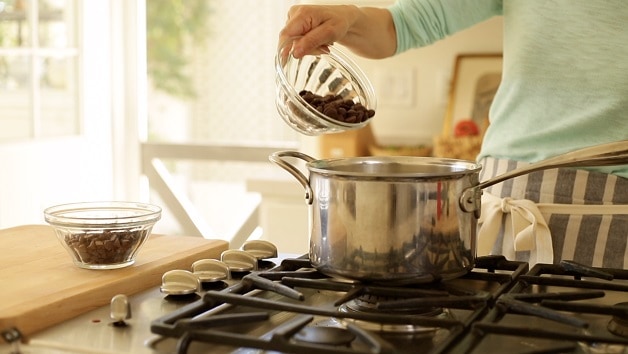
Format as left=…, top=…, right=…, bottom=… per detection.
left=150, top=255, right=528, bottom=354
left=450, top=261, right=628, bottom=354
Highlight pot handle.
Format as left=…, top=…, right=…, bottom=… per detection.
left=269, top=151, right=316, bottom=205
left=460, top=140, right=628, bottom=215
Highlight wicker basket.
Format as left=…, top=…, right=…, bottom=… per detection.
left=368, top=144, right=432, bottom=157
left=432, top=134, right=483, bottom=161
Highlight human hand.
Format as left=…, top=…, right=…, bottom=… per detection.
left=278, top=5, right=358, bottom=59
left=278, top=5, right=396, bottom=60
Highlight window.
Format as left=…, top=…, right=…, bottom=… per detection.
left=146, top=0, right=297, bottom=144
left=0, top=0, right=79, bottom=141
left=144, top=1, right=301, bottom=239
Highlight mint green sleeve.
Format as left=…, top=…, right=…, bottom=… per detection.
left=388, top=0, right=503, bottom=54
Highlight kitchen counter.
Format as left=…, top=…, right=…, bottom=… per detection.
left=1, top=252, right=296, bottom=354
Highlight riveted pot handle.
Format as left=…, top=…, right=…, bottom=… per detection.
left=459, top=140, right=628, bottom=215
left=269, top=151, right=316, bottom=205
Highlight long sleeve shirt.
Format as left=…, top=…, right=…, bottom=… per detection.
left=388, top=0, right=628, bottom=178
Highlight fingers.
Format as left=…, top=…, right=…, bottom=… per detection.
left=292, top=30, right=334, bottom=58
left=279, top=5, right=347, bottom=59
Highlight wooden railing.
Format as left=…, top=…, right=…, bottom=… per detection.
left=140, top=142, right=298, bottom=248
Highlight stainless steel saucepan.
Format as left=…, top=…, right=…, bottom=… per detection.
left=270, top=141, right=628, bottom=284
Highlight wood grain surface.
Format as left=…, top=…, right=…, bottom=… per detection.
left=0, top=224, right=229, bottom=339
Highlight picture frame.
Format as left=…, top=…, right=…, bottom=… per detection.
left=442, top=53, right=503, bottom=136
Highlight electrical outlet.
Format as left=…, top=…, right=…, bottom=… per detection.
left=373, top=67, right=416, bottom=107
left=436, top=70, right=452, bottom=105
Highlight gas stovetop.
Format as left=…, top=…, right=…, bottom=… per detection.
left=3, top=253, right=628, bottom=354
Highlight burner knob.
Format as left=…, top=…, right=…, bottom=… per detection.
left=608, top=302, right=628, bottom=338
left=1, top=327, right=22, bottom=353
left=192, top=259, right=231, bottom=282
left=110, top=294, right=131, bottom=325
left=221, top=249, right=258, bottom=272
left=242, top=240, right=278, bottom=259
left=160, top=270, right=201, bottom=296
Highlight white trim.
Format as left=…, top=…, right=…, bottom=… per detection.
left=0, top=48, right=79, bottom=56
left=111, top=0, right=145, bottom=201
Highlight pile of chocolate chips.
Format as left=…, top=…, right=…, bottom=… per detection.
left=299, top=90, right=375, bottom=124
left=65, top=230, right=146, bottom=265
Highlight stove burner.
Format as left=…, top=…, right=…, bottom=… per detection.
left=608, top=302, right=628, bottom=338
left=337, top=295, right=452, bottom=334
left=344, top=294, right=444, bottom=317
left=294, top=326, right=356, bottom=346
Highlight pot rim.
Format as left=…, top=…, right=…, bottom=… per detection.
left=306, top=155, right=482, bottom=178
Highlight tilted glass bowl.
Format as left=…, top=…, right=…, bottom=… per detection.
left=275, top=37, right=377, bottom=136
left=44, top=201, right=162, bottom=270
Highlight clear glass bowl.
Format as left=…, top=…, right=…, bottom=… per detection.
left=275, top=37, right=377, bottom=136
left=44, top=201, right=162, bottom=270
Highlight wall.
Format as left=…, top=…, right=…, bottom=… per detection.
left=363, top=17, right=503, bottom=146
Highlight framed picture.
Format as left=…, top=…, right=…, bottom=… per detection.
left=442, top=53, right=503, bottom=136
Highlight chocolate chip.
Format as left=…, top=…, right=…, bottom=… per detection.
left=299, top=90, right=375, bottom=124
left=64, top=229, right=147, bottom=265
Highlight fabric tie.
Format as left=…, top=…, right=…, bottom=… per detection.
left=478, top=192, right=553, bottom=265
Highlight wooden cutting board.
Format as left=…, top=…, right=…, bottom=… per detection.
left=0, top=224, right=229, bottom=339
